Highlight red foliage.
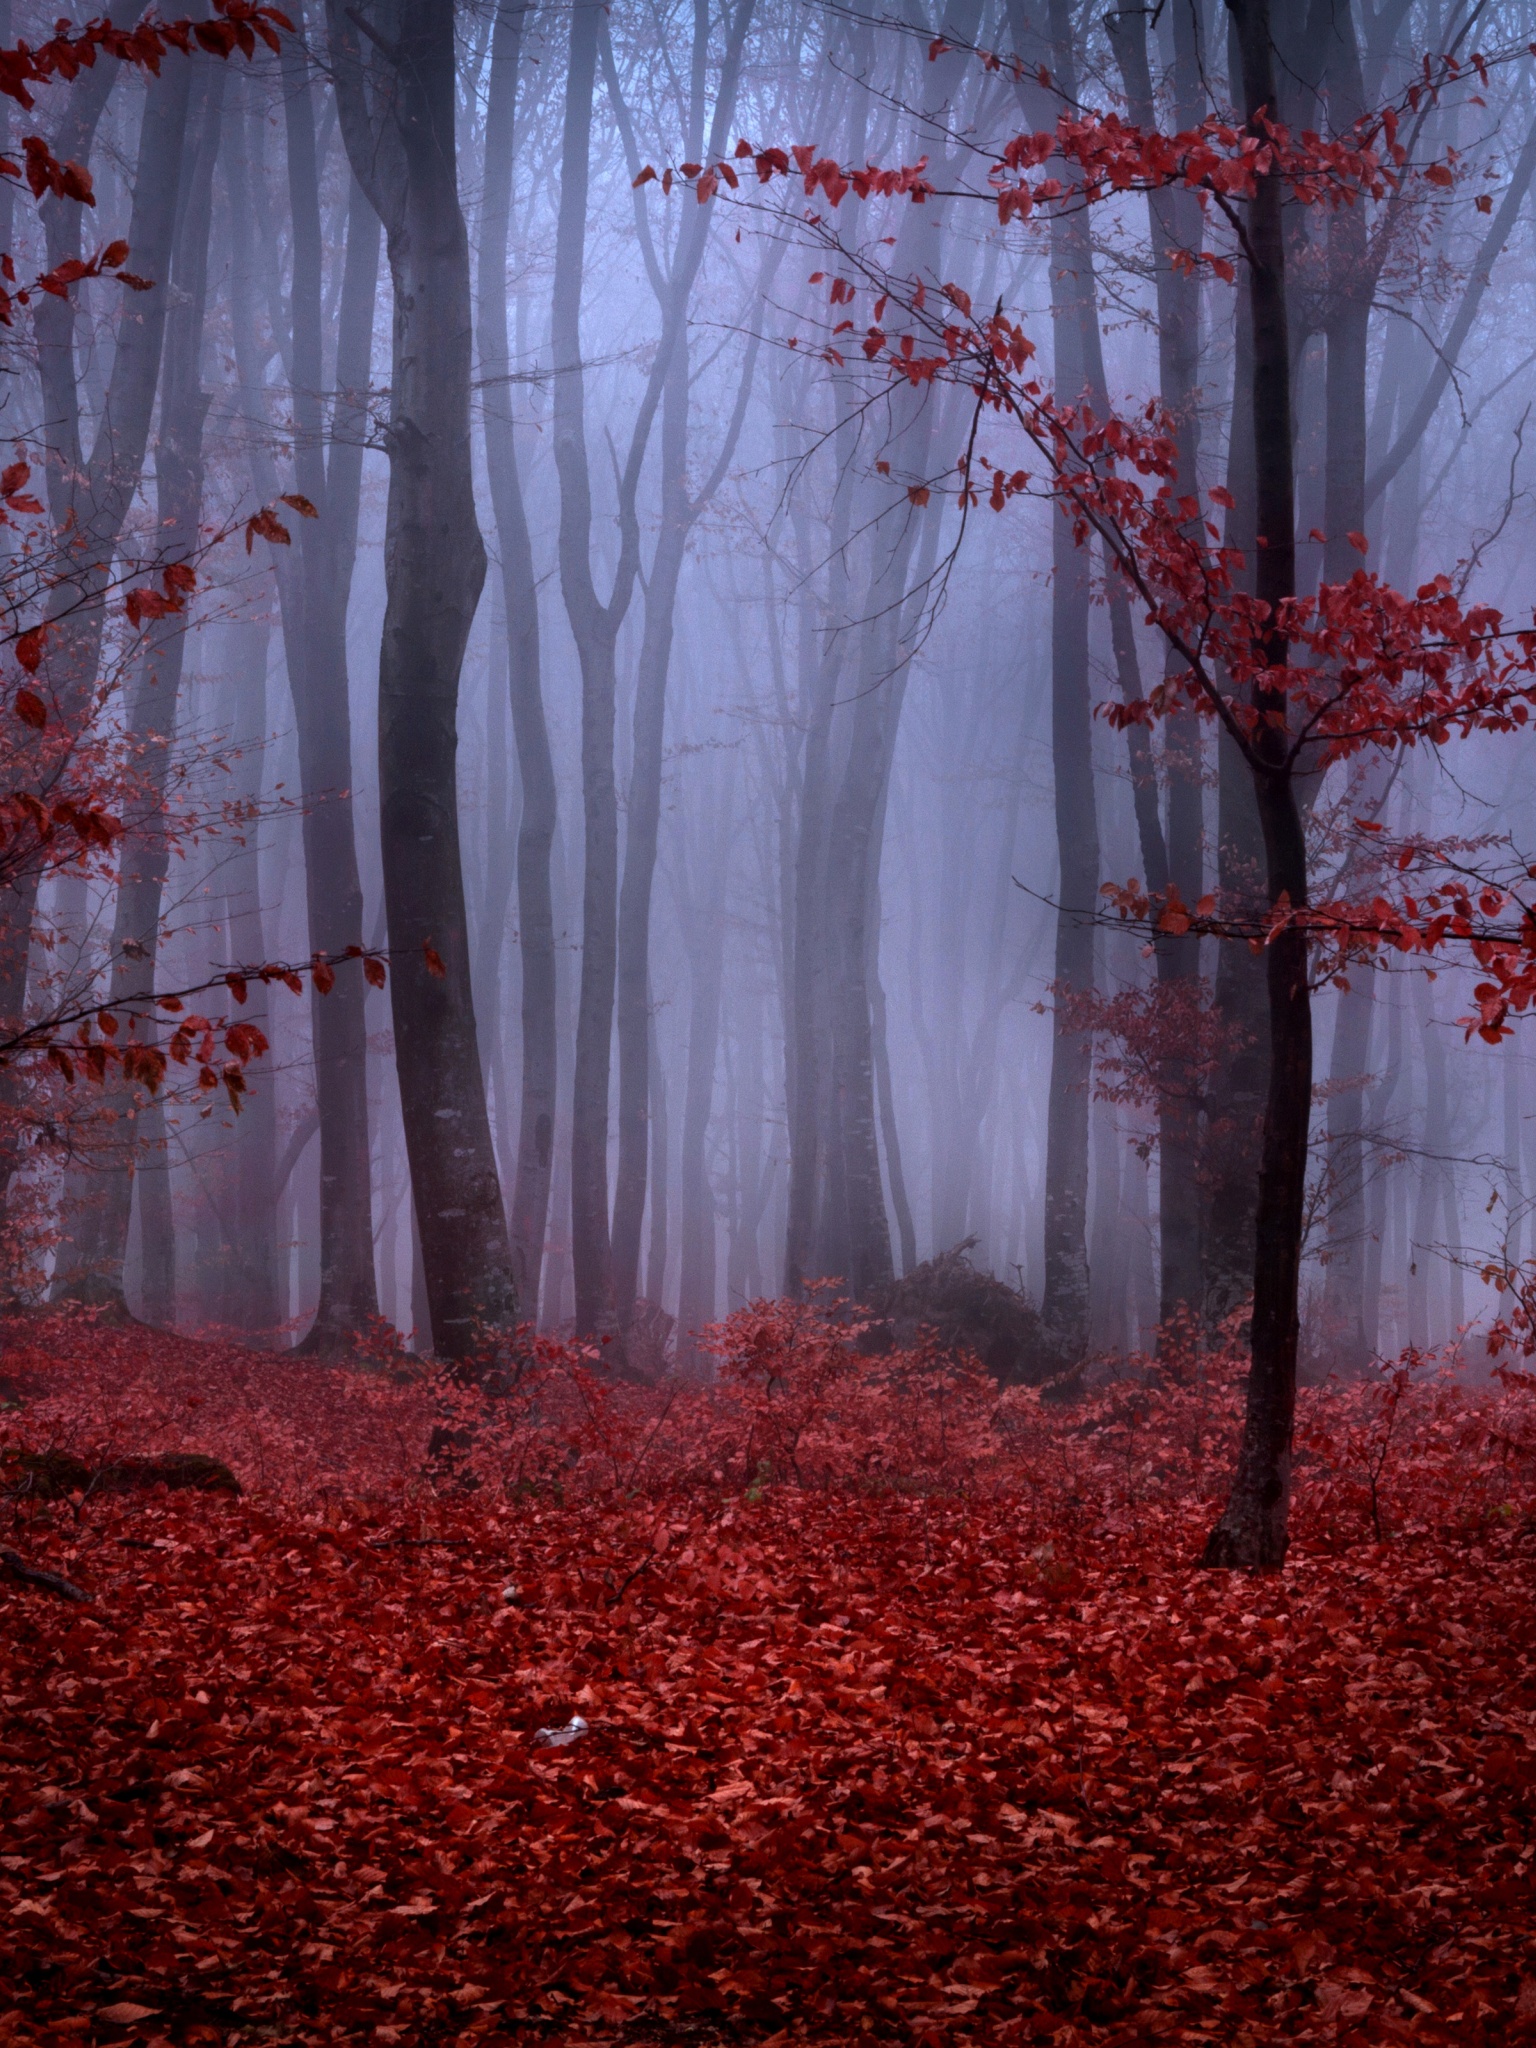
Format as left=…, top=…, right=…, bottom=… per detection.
left=0, top=1312, right=1534, bottom=2043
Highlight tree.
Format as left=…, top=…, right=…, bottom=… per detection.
left=328, top=0, right=516, bottom=1361
left=274, top=2, right=382, bottom=1349
left=669, top=1, right=1536, bottom=1562
left=477, top=0, right=558, bottom=1324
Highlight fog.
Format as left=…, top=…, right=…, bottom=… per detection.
left=13, top=0, right=1536, bottom=1384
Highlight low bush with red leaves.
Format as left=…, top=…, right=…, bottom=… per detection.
left=1, top=1304, right=1534, bottom=2046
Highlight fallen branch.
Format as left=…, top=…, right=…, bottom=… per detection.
left=1, top=1546, right=92, bottom=1602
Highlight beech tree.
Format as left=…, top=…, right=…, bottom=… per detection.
left=327, top=0, right=516, bottom=1360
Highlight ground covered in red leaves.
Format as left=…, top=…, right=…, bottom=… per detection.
left=1, top=1309, right=1534, bottom=2046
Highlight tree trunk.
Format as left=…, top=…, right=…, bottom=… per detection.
left=1106, top=0, right=1206, bottom=1334
left=1040, top=150, right=1097, bottom=1366
left=1204, top=0, right=1311, bottom=1569
left=56, top=61, right=224, bottom=1309
left=329, top=0, right=515, bottom=1361
left=479, top=0, right=557, bottom=1320
left=552, top=0, right=624, bottom=1335
left=783, top=435, right=852, bottom=1297
left=606, top=0, right=758, bottom=1333
left=281, top=7, right=381, bottom=1348
left=219, top=622, right=281, bottom=1340
left=1203, top=192, right=1270, bottom=1333
left=613, top=345, right=689, bottom=1328
left=676, top=851, right=727, bottom=1369
left=0, top=40, right=194, bottom=1255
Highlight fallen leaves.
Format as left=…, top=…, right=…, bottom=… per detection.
left=0, top=1317, right=1533, bottom=2042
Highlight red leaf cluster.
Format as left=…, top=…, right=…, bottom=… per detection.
left=0, top=1317, right=1534, bottom=2042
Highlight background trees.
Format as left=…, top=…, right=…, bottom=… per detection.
left=5, top=0, right=1536, bottom=1495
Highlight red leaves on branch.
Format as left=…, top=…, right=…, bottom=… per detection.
left=243, top=503, right=291, bottom=552
left=0, top=1314, right=1534, bottom=2042
left=0, top=1, right=291, bottom=112
left=125, top=560, right=197, bottom=628
left=19, top=134, right=91, bottom=203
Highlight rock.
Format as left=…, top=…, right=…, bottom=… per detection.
left=5, top=1448, right=241, bottom=1498
left=868, top=1239, right=1054, bottom=1386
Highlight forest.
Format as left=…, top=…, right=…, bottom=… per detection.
left=2, top=0, right=1536, bottom=2041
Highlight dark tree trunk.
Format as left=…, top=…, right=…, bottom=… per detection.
left=56, top=61, right=224, bottom=1310
left=479, top=0, right=557, bottom=1320
left=280, top=7, right=381, bottom=1348
left=1204, top=0, right=1310, bottom=1569
left=329, top=0, right=515, bottom=1361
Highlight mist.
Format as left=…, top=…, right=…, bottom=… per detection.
left=11, top=0, right=1536, bottom=1402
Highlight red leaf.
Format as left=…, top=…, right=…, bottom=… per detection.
left=423, top=942, right=446, bottom=978
left=244, top=505, right=291, bottom=552
left=14, top=686, right=45, bottom=728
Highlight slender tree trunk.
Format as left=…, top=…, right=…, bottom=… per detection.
left=645, top=1015, right=670, bottom=1307
left=219, top=621, right=281, bottom=1340
left=783, top=451, right=851, bottom=1297
left=281, top=8, right=381, bottom=1348
left=606, top=0, right=758, bottom=1332
left=1039, top=194, right=1097, bottom=1363
left=1314, top=0, right=1372, bottom=1378
left=0, top=45, right=193, bottom=1256
left=1107, top=0, right=1206, bottom=1333
left=676, top=857, right=727, bottom=1369
left=871, top=953, right=916, bottom=1279
left=479, top=0, right=557, bottom=1320
left=552, top=0, right=623, bottom=1335
left=57, top=63, right=224, bottom=1308
left=613, top=346, right=689, bottom=1328
left=1204, top=0, right=1311, bottom=1569
left=1203, top=205, right=1270, bottom=1332
left=135, top=1092, right=176, bottom=1326
left=329, top=0, right=515, bottom=1361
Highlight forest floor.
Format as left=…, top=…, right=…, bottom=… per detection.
left=0, top=1310, right=1534, bottom=2046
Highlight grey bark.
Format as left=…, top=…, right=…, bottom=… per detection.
left=279, top=5, right=381, bottom=1347
left=1105, top=0, right=1206, bottom=1334
left=478, top=0, right=557, bottom=1319
left=56, top=60, right=224, bottom=1310
left=328, top=0, right=515, bottom=1361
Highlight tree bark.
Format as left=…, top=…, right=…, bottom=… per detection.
left=478, top=0, right=557, bottom=1320
left=0, top=37, right=194, bottom=1258
left=56, top=60, right=224, bottom=1309
left=606, top=0, right=758, bottom=1333
left=280, top=7, right=381, bottom=1347
left=1202, top=78, right=1270, bottom=1331
left=1106, top=0, right=1206, bottom=1334
left=328, top=0, right=515, bottom=1361
left=1203, top=0, right=1310, bottom=1569
left=1033, top=0, right=1100, bottom=1370
left=676, top=858, right=727, bottom=1369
